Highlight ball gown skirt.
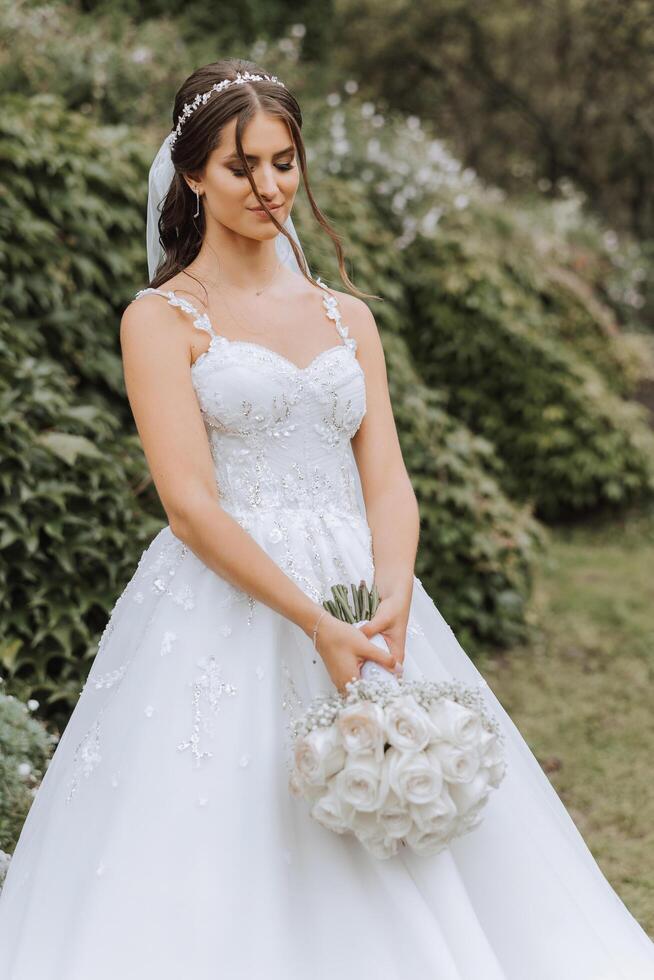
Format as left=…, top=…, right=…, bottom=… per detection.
left=0, top=284, right=652, bottom=979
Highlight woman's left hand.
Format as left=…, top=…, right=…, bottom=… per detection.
left=357, top=589, right=411, bottom=675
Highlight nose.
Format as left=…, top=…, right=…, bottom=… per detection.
left=256, top=163, right=281, bottom=198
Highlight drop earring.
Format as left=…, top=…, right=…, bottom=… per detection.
left=193, top=187, right=200, bottom=218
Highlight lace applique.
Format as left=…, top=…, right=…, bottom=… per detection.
left=407, top=618, right=425, bottom=638
left=160, top=631, right=177, bottom=656
left=177, top=654, right=238, bottom=767
left=316, top=277, right=358, bottom=354
left=131, top=281, right=372, bottom=605
left=134, top=288, right=215, bottom=338
left=280, top=658, right=305, bottom=772
left=66, top=720, right=102, bottom=802
left=86, top=663, right=129, bottom=691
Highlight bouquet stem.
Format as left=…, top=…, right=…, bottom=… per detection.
left=323, top=581, right=400, bottom=688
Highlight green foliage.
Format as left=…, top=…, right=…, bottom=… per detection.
left=335, top=0, right=654, bottom=244
left=0, top=684, right=57, bottom=853
left=402, top=227, right=654, bottom=519
left=0, top=95, right=165, bottom=730
left=0, top=310, right=162, bottom=729
left=1, top=93, right=149, bottom=404
left=383, top=333, right=546, bottom=650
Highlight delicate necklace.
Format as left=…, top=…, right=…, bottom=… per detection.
left=184, top=259, right=282, bottom=339
left=192, top=258, right=281, bottom=296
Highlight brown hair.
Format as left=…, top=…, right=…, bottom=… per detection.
left=149, top=58, right=379, bottom=301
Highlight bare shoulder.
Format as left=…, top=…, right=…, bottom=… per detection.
left=120, top=287, right=191, bottom=362
left=320, top=285, right=380, bottom=355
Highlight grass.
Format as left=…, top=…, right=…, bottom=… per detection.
left=475, top=503, right=654, bottom=938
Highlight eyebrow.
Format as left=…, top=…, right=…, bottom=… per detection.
left=224, top=145, right=295, bottom=164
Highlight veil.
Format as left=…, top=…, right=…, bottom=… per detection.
left=146, top=132, right=308, bottom=282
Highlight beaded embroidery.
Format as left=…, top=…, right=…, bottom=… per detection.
left=66, top=720, right=102, bottom=802
left=280, top=657, right=305, bottom=773
left=131, top=281, right=374, bottom=614
left=177, top=654, right=239, bottom=768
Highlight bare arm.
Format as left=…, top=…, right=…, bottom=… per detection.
left=347, top=298, right=420, bottom=662
left=350, top=300, right=420, bottom=597
left=119, top=296, right=398, bottom=690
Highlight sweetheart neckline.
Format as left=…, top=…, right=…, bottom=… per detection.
left=190, top=334, right=362, bottom=376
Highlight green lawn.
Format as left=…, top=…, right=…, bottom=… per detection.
left=476, top=504, right=654, bottom=939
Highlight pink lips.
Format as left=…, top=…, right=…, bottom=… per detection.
left=249, top=204, right=282, bottom=214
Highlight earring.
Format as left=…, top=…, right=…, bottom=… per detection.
left=193, top=187, right=201, bottom=218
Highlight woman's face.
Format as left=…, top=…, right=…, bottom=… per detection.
left=190, top=109, right=300, bottom=241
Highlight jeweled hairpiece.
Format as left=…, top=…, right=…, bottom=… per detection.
left=169, top=70, right=286, bottom=148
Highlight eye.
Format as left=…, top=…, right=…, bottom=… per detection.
left=230, top=163, right=296, bottom=177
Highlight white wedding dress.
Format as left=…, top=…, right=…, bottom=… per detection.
left=1, top=281, right=653, bottom=980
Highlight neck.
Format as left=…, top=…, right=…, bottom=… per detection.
left=191, top=220, right=281, bottom=290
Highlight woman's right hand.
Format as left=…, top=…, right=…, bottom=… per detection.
left=313, top=614, right=400, bottom=695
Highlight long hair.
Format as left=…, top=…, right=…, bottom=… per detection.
left=149, top=58, right=379, bottom=301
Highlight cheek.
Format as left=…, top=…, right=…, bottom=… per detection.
left=282, top=168, right=300, bottom=200
left=214, top=173, right=247, bottom=203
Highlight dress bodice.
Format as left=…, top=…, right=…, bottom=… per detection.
left=132, top=279, right=367, bottom=527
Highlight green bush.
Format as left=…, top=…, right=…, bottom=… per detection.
left=0, top=95, right=164, bottom=731
left=402, top=228, right=654, bottom=520
left=0, top=310, right=162, bottom=731
left=0, top=682, right=57, bottom=855
left=384, top=333, right=546, bottom=650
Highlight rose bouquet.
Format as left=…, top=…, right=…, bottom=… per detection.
left=289, top=581, right=507, bottom=860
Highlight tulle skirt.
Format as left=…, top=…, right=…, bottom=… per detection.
left=0, top=514, right=652, bottom=979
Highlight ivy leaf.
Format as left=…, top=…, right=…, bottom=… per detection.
left=36, top=432, right=102, bottom=466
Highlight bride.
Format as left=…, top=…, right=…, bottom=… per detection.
left=0, top=58, right=652, bottom=980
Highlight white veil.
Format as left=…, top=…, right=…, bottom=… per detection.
left=146, top=132, right=308, bottom=282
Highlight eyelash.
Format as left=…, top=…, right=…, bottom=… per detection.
left=230, top=163, right=296, bottom=177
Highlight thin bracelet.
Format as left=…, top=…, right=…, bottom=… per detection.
left=312, top=609, right=328, bottom=649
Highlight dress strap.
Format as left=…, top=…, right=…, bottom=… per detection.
left=315, top=277, right=355, bottom=350
left=133, top=288, right=218, bottom=340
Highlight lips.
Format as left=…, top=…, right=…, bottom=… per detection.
left=249, top=204, right=282, bottom=213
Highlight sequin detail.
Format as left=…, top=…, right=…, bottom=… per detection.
left=132, top=282, right=367, bottom=527
left=280, top=658, right=305, bottom=773
left=160, top=631, right=177, bottom=656
left=407, top=618, right=425, bottom=638
left=177, top=655, right=238, bottom=768
left=66, top=721, right=102, bottom=803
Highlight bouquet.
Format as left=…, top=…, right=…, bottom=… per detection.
left=289, top=581, right=507, bottom=860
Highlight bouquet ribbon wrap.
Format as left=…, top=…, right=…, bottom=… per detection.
left=354, top=619, right=401, bottom=689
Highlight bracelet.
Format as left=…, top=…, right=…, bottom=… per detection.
left=311, top=609, right=328, bottom=650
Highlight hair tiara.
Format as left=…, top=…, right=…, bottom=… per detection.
left=169, top=70, right=287, bottom=149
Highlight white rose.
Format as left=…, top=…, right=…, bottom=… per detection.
left=486, top=758, right=507, bottom=788
left=405, top=822, right=450, bottom=857
left=410, top=787, right=458, bottom=834
left=356, top=829, right=401, bottom=860
left=349, top=807, right=382, bottom=838
left=446, top=768, right=491, bottom=814
left=288, top=769, right=324, bottom=804
left=337, top=701, right=385, bottom=760
left=378, top=789, right=413, bottom=839
left=294, top=726, right=345, bottom=786
left=334, top=751, right=387, bottom=812
left=385, top=695, right=433, bottom=752
left=479, top=730, right=505, bottom=766
left=310, top=782, right=355, bottom=834
left=288, top=770, right=305, bottom=799
left=427, top=740, right=480, bottom=783
left=428, top=698, right=483, bottom=748
left=387, top=746, right=443, bottom=805
left=453, top=796, right=488, bottom=833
